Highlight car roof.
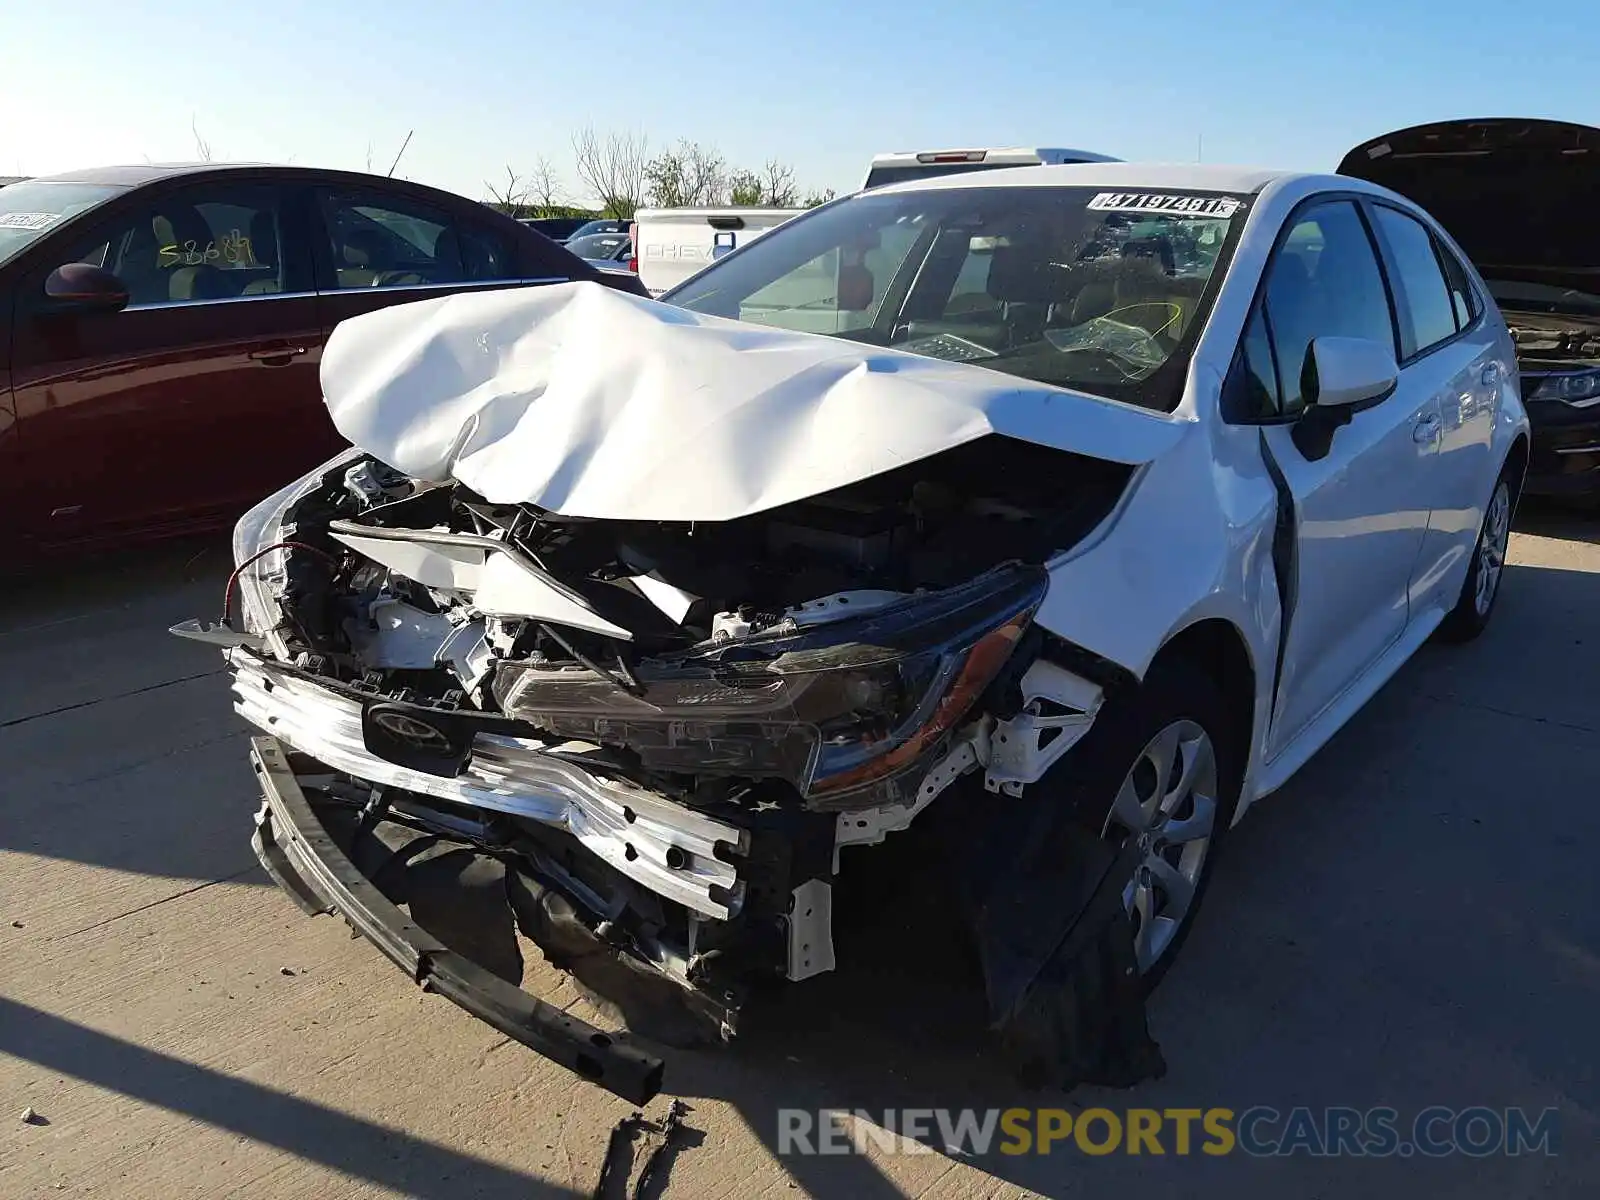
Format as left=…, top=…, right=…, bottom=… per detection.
left=22, top=162, right=483, bottom=198
left=869, top=162, right=1298, bottom=196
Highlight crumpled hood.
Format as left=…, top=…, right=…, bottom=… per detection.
left=321, top=281, right=1188, bottom=522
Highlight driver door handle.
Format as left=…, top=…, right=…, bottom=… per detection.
left=1413, top=413, right=1442, bottom=444
left=249, top=344, right=308, bottom=365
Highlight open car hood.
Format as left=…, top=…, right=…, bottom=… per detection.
left=320, top=282, right=1188, bottom=523
left=1338, top=119, right=1600, bottom=301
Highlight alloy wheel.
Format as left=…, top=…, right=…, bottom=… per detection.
left=1475, top=480, right=1512, bottom=617
left=1102, top=719, right=1220, bottom=973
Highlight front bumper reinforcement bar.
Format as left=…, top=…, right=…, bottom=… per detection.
left=247, top=735, right=665, bottom=1104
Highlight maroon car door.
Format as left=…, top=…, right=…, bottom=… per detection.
left=8, top=178, right=336, bottom=547
left=310, top=185, right=569, bottom=342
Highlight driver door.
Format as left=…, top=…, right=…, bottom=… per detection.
left=1232, top=198, right=1442, bottom=756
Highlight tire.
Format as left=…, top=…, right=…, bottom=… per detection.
left=1048, top=655, right=1243, bottom=991
left=1437, top=469, right=1515, bottom=643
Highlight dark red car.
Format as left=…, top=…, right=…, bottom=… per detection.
left=0, top=163, right=645, bottom=557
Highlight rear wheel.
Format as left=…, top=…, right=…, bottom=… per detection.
left=1438, top=471, right=1514, bottom=643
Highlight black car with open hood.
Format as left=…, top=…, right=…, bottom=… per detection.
left=1340, top=118, right=1600, bottom=499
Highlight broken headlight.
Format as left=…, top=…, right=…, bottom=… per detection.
left=492, top=564, right=1047, bottom=803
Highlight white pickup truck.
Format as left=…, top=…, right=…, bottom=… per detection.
left=633, top=146, right=1121, bottom=297
left=631, top=207, right=806, bottom=297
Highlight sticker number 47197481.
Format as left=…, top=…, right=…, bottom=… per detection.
left=0, top=212, right=63, bottom=231
left=1087, top=193, right=1241, bottom=218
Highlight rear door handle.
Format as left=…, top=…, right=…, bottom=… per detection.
left=249, top=345, right=308, bottom=365
left=1413, top=414, right=1442, bottom=444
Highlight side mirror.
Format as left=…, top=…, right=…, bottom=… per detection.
left=43, top=263, right=130, bottom=314
left=1291, top=335, right=1398, bottom=461
left=1303, top=335, right=1397, bottom=409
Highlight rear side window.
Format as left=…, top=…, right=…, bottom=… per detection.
left=459, top=223, right=516, bottom=280
left=319, top=191, right=466, bottom=289
left=1261, top=200, right=1393, bottom=414
left=1436, top=239, right=1481, bottom=330
left=1371, top=205, right=1457, bottom=357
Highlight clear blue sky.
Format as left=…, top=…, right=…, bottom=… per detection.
left=3, top=0, right=1593, bottom=203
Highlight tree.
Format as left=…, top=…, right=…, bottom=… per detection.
left=727, top=168, right=762, bottom=207
left=760, top=159, right=799, bottom=207
left=573, top=125, right=649, bottom=219
left=483, top=165, right=528, bottom=213
left=526, top=154, right=566, bottom=215
left=645, top=140, right=727, bottom=208
left=803, top=187, right=837, bottom=208
left=191, top=117, right=215, bottom=162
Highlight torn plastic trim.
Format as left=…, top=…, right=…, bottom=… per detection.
left=326, top=520, right=634, bottom=640
left=230, top=652, right=747, bottom=919
left=248, top=736, right=665, bottom=1104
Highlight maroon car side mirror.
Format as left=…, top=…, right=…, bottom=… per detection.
left=43, top=263, right=131, bottom=314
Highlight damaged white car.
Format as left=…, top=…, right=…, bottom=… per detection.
left=189, top=164, right=1528, bottom=1102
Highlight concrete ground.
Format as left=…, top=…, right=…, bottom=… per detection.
left=1, top=506, right=1597, bottom=1199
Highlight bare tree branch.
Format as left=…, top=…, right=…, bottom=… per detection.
left=573, top=125, right=649, bottom=219
left=526, top=154, right=566, bottom=213
left=761, top=159, right=799, bottom=207
left=483, top=165, right=529, bottom=214
left=191, top=117, right=214, bottom=162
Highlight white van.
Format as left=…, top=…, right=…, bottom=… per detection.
left=631, top=207, right=807, bottom=297
left=861, top=147, right=1120, bottom=191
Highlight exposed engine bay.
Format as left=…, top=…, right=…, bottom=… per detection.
left=256, top=434, right=1127, bottom=808
left=205, top=433, right=1134, bottom=1070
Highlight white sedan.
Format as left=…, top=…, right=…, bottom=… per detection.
left=209, top=162, right=1528, bottom=1098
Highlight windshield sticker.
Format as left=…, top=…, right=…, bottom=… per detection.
left=0, top=212, right=63, bottom=232
left=1088, top=193, right=1241, bottom=218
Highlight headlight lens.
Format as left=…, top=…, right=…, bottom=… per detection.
left=492, top=564, right=1049, bottom=801
left=231, top=448, right=363, bottom=636
left=1530, top=369, right=1600, bottom=407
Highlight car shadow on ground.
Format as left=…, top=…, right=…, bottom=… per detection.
left=655, top=557, right=1600, bottom=1197
left=1513, top=496, right=1599, bottom=546
left=0, top=997, right=584, bottom=1200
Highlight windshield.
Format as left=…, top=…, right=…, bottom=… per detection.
left=568, top=233, right=629, bottom=260
left=667, top=185, right=1247, bottom=411
left=570, top=219, right=624, bottom=240
left=0, top=181, right=123, bottom=266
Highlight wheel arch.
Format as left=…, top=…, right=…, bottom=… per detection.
left=1146, top=617, right=1258, bottom=805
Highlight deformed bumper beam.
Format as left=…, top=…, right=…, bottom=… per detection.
left=247, top=735, right=666, bottom=1105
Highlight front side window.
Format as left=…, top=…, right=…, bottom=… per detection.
left=1372, top=205, right=1458, bottom=357
left=63, top=185, right=291, bottom=307
left=319, top=192, right=466, bottom=289
left=668, top=186, right=1248, bottom=411
left=1261, top=200, right=1394, bottom=414
left=0, top=181, right=122, bottom=267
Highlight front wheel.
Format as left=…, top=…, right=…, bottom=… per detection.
left=1050, top=657, right=1242, bottom=989
left=1438, top=471, right=1514, bottom=643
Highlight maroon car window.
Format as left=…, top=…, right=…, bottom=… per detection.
left=319, top=192, right=471, bottom=289
left=64, top=186, right=291, bottom=307
left=458, top=223, right=516, bottom=281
